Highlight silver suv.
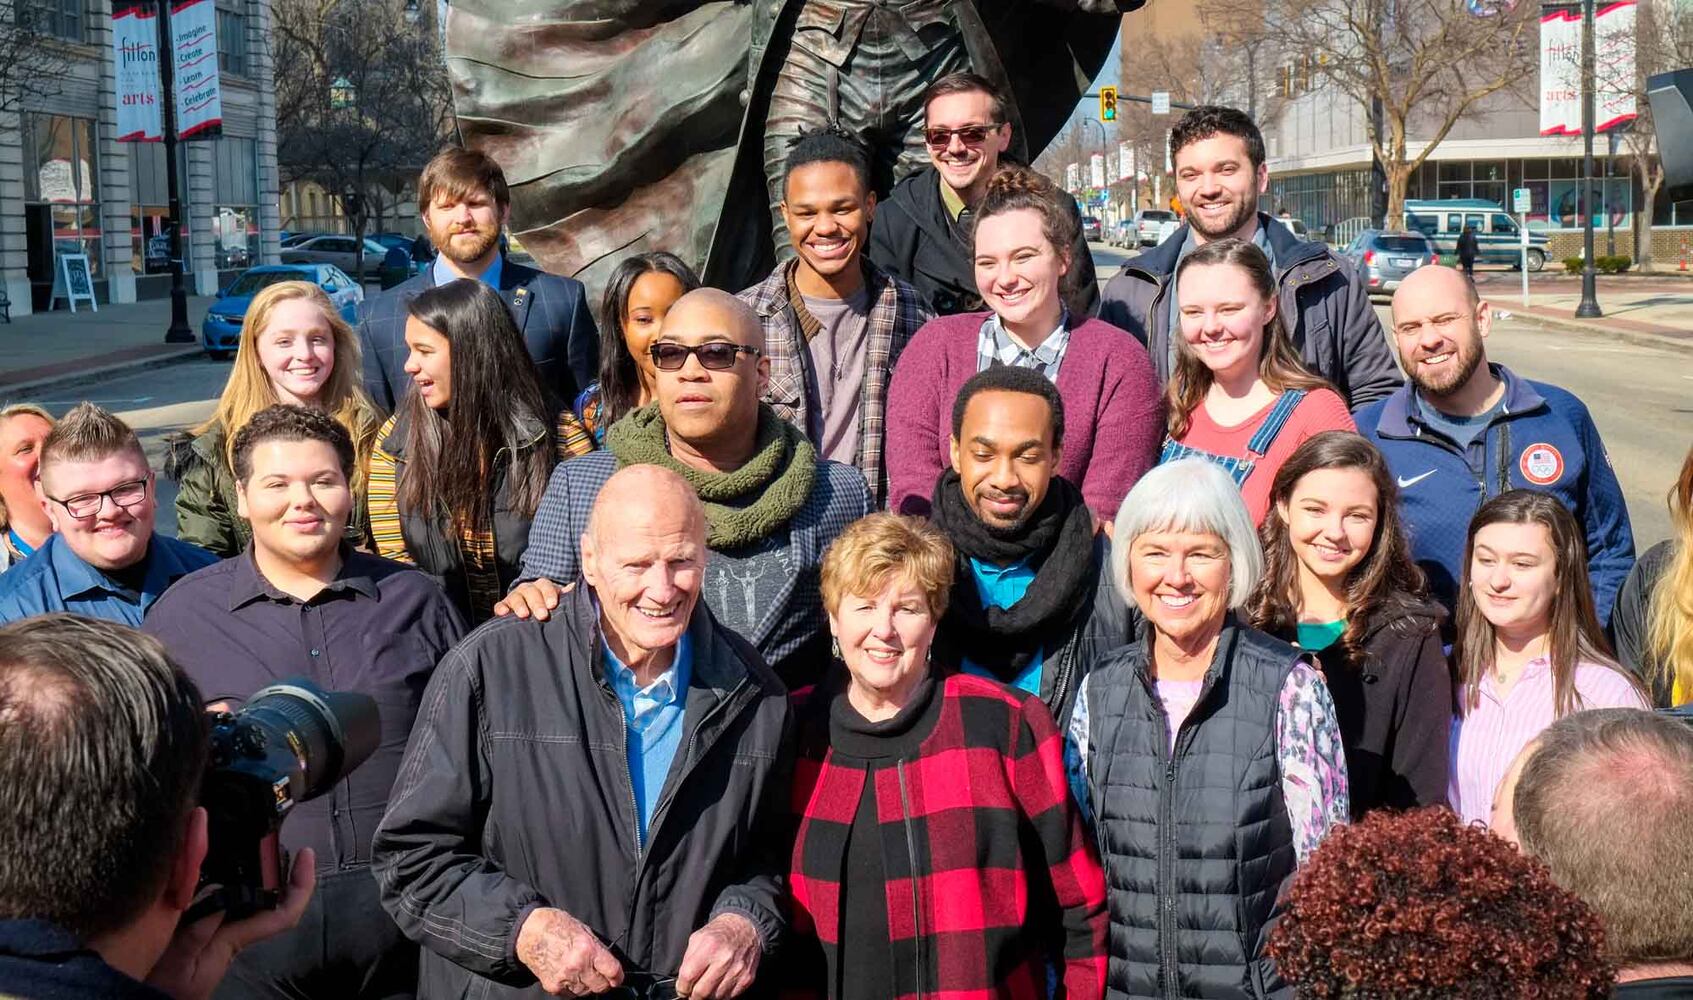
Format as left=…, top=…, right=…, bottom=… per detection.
left=1132, top=209, right=1177, bottom=247
left=1341, top=230, right=1439, bottom=295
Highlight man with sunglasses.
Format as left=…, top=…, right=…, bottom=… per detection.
left=740, top=127, right=932, bottom=504
left=869, top=73, right=1099, bottom=318
left=0, top=403, right=216, bottom=626
left=496, top=288, right=874, bottom=688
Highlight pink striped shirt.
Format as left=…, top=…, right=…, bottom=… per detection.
left=1449, top=657, right=1649, bottom=827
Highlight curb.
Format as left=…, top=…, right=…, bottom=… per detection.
left=1496, top=309, right=1692, bottom=353
left=0, top=347, right=206, bottom=401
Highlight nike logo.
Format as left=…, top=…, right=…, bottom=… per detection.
left=1398, top=470, right=1437, bottom=489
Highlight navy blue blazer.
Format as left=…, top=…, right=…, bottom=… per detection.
left=358, top=257, right=600, bottom=413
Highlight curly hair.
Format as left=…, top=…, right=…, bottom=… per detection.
left=1267, top=807, right=1614, bottom=999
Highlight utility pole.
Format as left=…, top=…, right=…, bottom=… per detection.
left=1576, top=0, right=1603, bottom=318
left=156, top=0, right=194, bottom=343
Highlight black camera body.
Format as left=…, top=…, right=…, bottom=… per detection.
left=196, top=680, right=379, bottom=920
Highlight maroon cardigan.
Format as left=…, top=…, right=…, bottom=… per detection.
left=885, top=312, right=1164, bottom=520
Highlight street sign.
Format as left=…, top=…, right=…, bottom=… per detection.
left=1151, top=91, right=1171, bottom=115
left=1513, top=187, right=1532, bottom=212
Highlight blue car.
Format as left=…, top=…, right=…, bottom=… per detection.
left=201, top=264, right=364, bottom=358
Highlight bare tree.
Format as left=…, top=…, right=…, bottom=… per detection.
left=272, top=0, right=453, bottom=262
left=1222, top=0, right=1538, bottom=224
left=0, top=0, right=72, bottom=115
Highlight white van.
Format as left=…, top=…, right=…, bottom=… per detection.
left=1403, top=199, right=1550, bottom=271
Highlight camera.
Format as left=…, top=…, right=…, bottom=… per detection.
left=193, top=680, right=379, bottom=920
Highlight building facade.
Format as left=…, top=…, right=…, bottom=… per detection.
left=1262, top=21, right=1693, bottom=261
left=0, top=0, right=281, bottom=316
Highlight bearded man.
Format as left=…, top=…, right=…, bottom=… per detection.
left=357, top=148, right=601, bottom=414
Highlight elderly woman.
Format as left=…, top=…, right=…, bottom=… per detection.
left=787, top=512, right=1108, bottom=1000
left=1068, top=458, right=1350, bottom=1000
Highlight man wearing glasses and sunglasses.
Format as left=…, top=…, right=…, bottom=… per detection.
left=0, top=404, right=216, bottom=626
left=497, top=288, right=874, bottom=689
left=869, top=73, right=1099, bottom=318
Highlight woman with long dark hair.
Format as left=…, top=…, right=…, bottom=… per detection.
left=1449, top=489, right=1648, bottom=827
left=366, top=278, right=589, bottom=623
left=1161, top=239, right=1355, bottom=525
left=1612, top=443, right=1693, bottom=707
left=574, top=252, right=701, bottom=443
left=1249, top=431, right=1452, bottom=816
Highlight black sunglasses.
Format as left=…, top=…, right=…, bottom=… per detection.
left=923, top=122, right=1004, bottom=150
left=649, top=342, right=761, bottom=372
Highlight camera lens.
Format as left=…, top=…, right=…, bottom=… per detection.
left=240, top=681, right=380, bottom=799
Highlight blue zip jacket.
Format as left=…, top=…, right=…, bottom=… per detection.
left=1356, top=364, right=1634, bottom=626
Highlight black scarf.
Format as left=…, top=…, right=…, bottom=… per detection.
left=928, top=470, right=1098, bottom=679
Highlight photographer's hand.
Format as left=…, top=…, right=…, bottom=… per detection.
left=516, top=906, right=623, bottom=996
left=145, top=847, right=316, bottom=1000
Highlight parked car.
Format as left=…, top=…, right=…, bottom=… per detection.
left=279, top=232, right=323, bottom=249
left=279, top=235, right=392, bottom=276
left=200, top=263, right=364, bottom=359
left=1133, top=209, right=1177, bottom=247
left=1405, top=198, right=1549, bottom=271
left=1081, top=215, right=1104, bottom=242
left=1340, top=229, right=1440, bottom=296
left=1278, top=217, right=1311, bottom=241
left=1107, top=219, right=1135, bottom=248
left=1154, top=218, right=1181, bottom=247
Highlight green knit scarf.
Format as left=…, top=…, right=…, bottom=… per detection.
left=606, top=403, right=817, bottom=549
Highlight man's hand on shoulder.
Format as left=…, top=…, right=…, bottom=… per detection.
left=515, top=906, right=623, bottom=996
left=145, top=848, right=316, bottom=1000
left=677, top=912, right=761, bottom=999
left=493, top=578, right=567, bottom=621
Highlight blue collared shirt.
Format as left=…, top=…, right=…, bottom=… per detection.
left=0, top=532, right=218, bottom=626
left=432, top=251, right=503, bottom=290
left=602, top=630, right=692, bottom=846
left=959, top=555, right=1044, bottom=695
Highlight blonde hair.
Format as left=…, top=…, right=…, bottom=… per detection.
left=197, top=281, right=378, bottom=489
left=1646, top=446, right=1693, bottom=703
left=0, top=404, right=55, bottom=531
left=821, top=514, right=956, bottom=620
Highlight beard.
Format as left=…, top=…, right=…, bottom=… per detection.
left=1410, top=335, right=1486, bottom=398
left=429, top=220, right=501, bottom=266
left=972, top=486, right=1033, bottom=532
left=1184, top=196, right=1257, bottom=241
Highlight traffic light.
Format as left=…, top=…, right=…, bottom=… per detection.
left=1100, top=86, right=1118, bottom=123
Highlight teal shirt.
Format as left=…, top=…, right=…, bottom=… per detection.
left=1295, top=619, right=1347, bottom=653
left=960, top=555, right=1043, bottom=695
left=601, top=630, right=691, bottom=846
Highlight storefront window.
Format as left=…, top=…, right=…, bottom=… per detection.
left=23, top=114, right=102, bottom=288
left=129, top=142, right=185, bottom=276
left=213, top=138, right=260, bottom=270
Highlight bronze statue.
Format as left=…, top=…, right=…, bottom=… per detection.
left=445, top=0, right=1140, bottom=305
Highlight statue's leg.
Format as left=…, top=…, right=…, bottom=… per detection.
left=764, top=45, right=838, bottom=263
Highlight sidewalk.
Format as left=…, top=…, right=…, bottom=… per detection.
left=1471, top=272, right=1693, bottom=350
left=0, top=295, right=214, bottom=397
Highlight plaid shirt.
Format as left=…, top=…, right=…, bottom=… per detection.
left=740, top=259, right=932, bottom=506
left=975, top=311, right=1072, bottom=381
left=787, top=672, right=1108, bottom=1000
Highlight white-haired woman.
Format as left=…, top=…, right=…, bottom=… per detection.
left=1067, top=457, right=1349, bottom=1000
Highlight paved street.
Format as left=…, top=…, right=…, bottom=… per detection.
left=22, top=246, right=1692, bottom=551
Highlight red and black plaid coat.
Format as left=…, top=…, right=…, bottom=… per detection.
left=787, top=672, right=1108, bottom=999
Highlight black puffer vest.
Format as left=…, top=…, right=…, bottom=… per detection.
left=1085, top=616, right=1300, bottom=1000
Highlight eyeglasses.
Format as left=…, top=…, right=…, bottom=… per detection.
left=923, top=123, right=1005, bottom=150
left=46, top=475, right=151, bottom=520
left=649, top=342, right=762, bottom=372
left=602, top=974, right=678, bottom=999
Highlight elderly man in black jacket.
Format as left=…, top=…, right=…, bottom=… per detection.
left=373, top=465, right=790, bottom=1000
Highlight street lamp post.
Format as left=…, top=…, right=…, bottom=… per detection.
left=156, top=1, right=194, bottom=343
left=1576, top=0, right=1603, bottom=318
